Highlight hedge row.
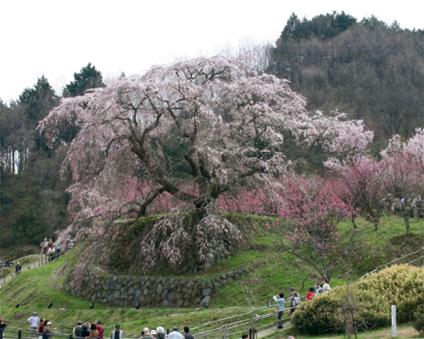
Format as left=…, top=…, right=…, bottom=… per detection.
left=292, top=264, right=424, bottom=334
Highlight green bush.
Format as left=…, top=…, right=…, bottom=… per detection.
left=292, top=265, right=424, bottom=335
left=0, top=266, right=13, bottom=278
left=412, top=304, right=424, bottom=334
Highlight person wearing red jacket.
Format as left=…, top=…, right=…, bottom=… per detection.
left=96, top=321, right=104, bottom=339
left=306, top=287, right=315, bottom=301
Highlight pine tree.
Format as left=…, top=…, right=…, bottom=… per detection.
left=63, top=63, right=105, bottom=97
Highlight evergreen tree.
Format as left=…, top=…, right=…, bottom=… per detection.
left=0, top=77, right=68, bottom=250
left=19, top=76, right=59, bottom=124
left=63, top=63, right=105, bottom=97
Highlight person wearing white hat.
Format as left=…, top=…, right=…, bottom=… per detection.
left=27, top=312, right=40, bottom=334
left=155, top=327, right=165, bottom=339
left=168, top=328, right=183, bottom=339
left=42, top=321, right=52, bottom=339
left=140, top=328, right=152, bottom=339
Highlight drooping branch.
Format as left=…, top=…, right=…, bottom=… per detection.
left=38, top=56, right=374, bottom=228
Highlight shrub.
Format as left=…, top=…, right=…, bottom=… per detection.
left=292, top=265, right=424, bottom=334
left=0, top=267, right=13, bottom=278
left=412, top=304, right=424, bottom=334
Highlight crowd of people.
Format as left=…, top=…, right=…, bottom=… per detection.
left=78, top=323, right=195, bottom=339
left=0, top=279, right=332, bottom=339
left=109, top=325, right=194, bottom=339
left=0, top=237, right=60, bottom=279
left=0, top=313, right=196, bottom=339
left=40, top=238, right=61, bottom=262
left=272, top=278, right=332, bottom=330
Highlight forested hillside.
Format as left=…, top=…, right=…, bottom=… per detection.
left=0, top=64, right=104, bottom=251
left=268, top=12, right=424, bottom=143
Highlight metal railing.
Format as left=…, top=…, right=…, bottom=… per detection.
left=0, top=327, right=71, bottom=339
left=192, top=302, right=299, bottom=339
left=361, top=246, right=424, bottom=279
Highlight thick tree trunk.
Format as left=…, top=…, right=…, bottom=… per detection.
left=137, top=187, right=166, bottom=217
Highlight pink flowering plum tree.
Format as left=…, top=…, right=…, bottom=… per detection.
left=325, top=156, right=385, bottom=230
left=277, top=174, right=352, bottom=281
left=39, top=56, right=373, bottom=272
left=381, top=129, right=424, bottom=233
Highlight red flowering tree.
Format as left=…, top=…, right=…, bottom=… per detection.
left=325, top=156, right=385, bottom=230
left=39, top=57, right=373, bottom=272
left=277, top=174, right=352, bottom=281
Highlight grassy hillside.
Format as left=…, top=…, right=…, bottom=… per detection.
left=0, top=254, right=259, bottom=336
left=211, top=214, right=424, bottom=306
left=0, top=214, right=423, bottom=337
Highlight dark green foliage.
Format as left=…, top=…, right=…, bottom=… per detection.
left=107, top=216, right=161, bottom=272
left=292, top=265, right=424, bottom=334
left=386, top=233, right=424, bottom=259
left=19, top=76, right=59, bottom=123
left=0, top=173, right=68, bottom=248
left=0, top=63, right=105, bottom=250
left=281, top=12, right=356, bottom=40
left=413, top=304, right=424, bottom=334
left=269, top=13, right=424, bottom=140
left=0, top=77, right=68, bottom=249
left=63, top=63, right=105, bottom=97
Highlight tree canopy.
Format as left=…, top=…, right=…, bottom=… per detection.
left=269, top=12, right=424, bottom=141
left=63, top=63, right=105, bottom=97
left=39, top=56, right=373, bottom=271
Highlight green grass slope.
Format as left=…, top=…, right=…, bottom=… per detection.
left=0, top=214, right=423, bottom=337
left=0, top=253, right=259, bottom=336
left=211, top=214, right=424, bottom=307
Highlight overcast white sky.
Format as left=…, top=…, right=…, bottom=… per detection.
left=0, top=0, right=423, bottom=101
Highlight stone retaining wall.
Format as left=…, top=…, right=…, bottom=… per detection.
left=65, top=264, right=259, bottom=307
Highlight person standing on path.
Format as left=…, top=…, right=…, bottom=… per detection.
left=155, top=327, right=165, bottom=339
left=140, top=327, right=153, bottom=339
left=27, top=312, right=41, bottom=334
left=289, top=288, right=300, bottom=314
left=315, top=283, right=322, bottom=295
left=111, top=325, right=124, bottom=339
left=73, top=321, right=83, bottom=339
left=89, top=324, right=99, bottom=339
left=15, top=262, right=22, bottom=274
left=306, top=287, right=315, bottom=301
left=42, top=321, right=52, bottom=339
left=96, top=321, right=104, bottom=339
left=40, top=238, right=48, bottom=256
left=0, top=316, right=7, bottom=339
left=182, top=326, right=194, bottom=339
left=322, top=279, right=331, bottom=293
left=167, top=328, right=183, bottom=339
left=39, top=319, right=46, bottom=339
left=273, top=293, right=285, bottom=329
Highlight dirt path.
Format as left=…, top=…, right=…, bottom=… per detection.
left=0, top=256, right=44, bottom=288
left=257, top=322, right=291, bottom=338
